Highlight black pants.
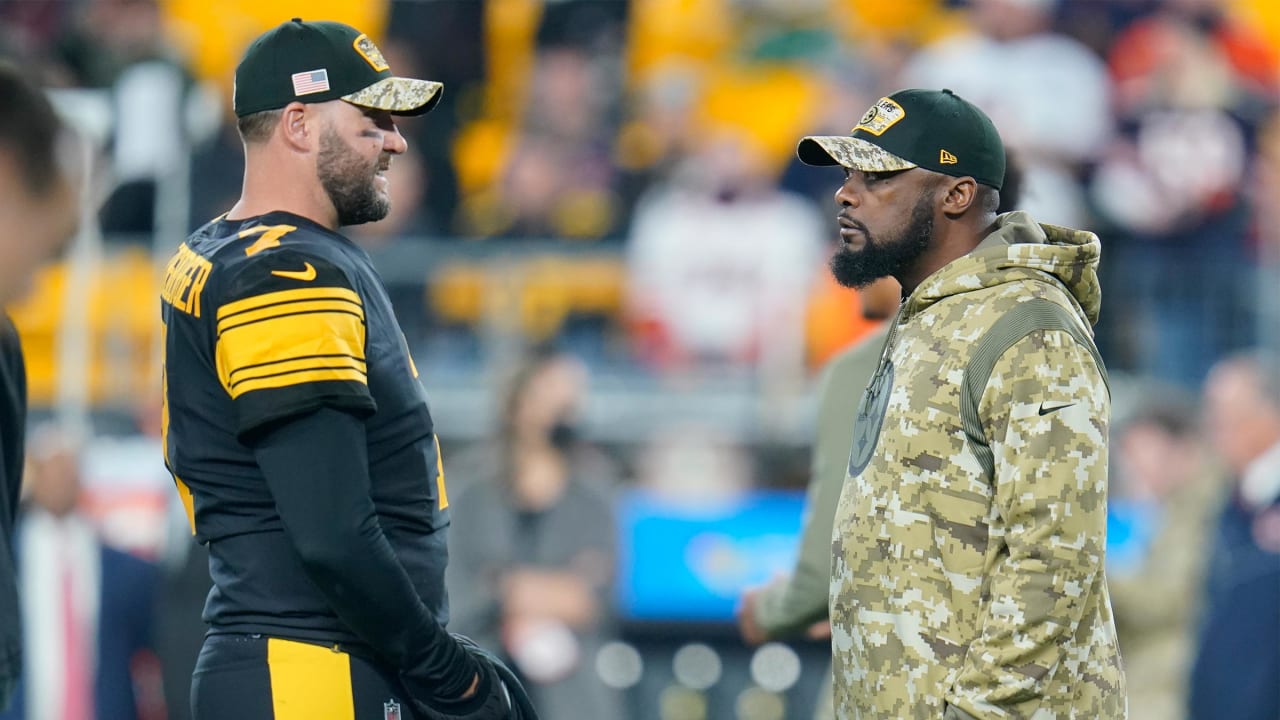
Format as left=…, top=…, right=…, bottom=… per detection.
left=192, top=634, right=417, bottom=720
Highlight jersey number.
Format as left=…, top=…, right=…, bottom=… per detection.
left=241, top=224, right=299, bottom=256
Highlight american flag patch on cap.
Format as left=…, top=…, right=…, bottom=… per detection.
left=291, top=69, right=330, bottom=96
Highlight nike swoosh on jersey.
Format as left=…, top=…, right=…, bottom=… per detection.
left=270, top=263, right=317, bottom=281
left=1038, top=401, right=1076, bottom=416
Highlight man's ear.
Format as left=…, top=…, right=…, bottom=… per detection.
left=280, top=102, right=313, bottom=152
left=940, top=176, right=979, bottom=218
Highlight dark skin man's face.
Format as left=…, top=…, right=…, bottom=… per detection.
left=829, top=167, right=939, bottom=289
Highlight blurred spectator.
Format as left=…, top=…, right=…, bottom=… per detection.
left=465, top=45, right=624, bottom=239
left=51, top=0, right=201, bottom=238
left=614, top=65, right=703, bottom=215
left=3, top=424, right=160, bottom=720
left=0, top=65, right=81, bottom=307
left=1189, top=353, right=1280, bottom=720
left=625, top=130, right=825, bottom=370
left=384, top=1, right=486, bottom=232
left=1107, top=391, right=1220, bottom=720
left=735, top=276, right=898, bottom=720
left=778, top=60, right=881, bottom=209
left=186, top=119, right=243, bottom=231
left=900, top=0, right=1112, bottom=228
left=78, top=399, right=171, bottom=560
left=0, top=62, right=83, bottom=712
left=446, top=347, right=626, bottom=720
left=1089, top=0, right=1275, bottom=387
left=538, top=0, right=630, bottom=53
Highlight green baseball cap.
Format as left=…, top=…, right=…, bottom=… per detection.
left=233, top=18, right=442, bottom=118
left=797, top=88, right=1005, bottom=190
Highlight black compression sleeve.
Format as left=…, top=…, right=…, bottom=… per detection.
left=251, top=407, right=476, bottom=698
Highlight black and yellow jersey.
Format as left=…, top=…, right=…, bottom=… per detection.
left=160, top=210, right=451, bottom=646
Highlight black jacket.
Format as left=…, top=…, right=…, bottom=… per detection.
left=0, top=316, right=25, bottom=709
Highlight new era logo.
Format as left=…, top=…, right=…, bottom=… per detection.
left=291, top=69, right=330, bottom=96
left=940, top=149, right=958, bottom=164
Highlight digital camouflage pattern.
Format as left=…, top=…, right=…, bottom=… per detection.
left=343, top=77, right=443, bottom=116
left=830, top=211, right=1126, bottom=719
left=797, top=136, right=919, bottom=173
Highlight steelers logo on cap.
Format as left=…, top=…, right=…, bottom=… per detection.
left=353, top=33, right=390, bottom=72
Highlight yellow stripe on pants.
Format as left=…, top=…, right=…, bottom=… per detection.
left=267, top=638, right=355, bottom=719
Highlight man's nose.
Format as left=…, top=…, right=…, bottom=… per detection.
left=384, top=126, right=408, bottom=155
left=835, top=179, right=859, bottom=208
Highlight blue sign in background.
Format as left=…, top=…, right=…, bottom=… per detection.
left=616, top=488, right=806, bottom=622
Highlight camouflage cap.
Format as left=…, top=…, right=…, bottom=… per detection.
left=234, top=19, right=443, bottom=118
left=797, top=89, right=1004, bottom=189
left=797, top=136, right=918, bottom=174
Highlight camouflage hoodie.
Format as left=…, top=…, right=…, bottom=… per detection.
left=830, top=211, right=1126, bottom=719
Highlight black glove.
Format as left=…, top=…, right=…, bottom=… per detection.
left=451, top=635, right=539, bottom=720
left=402, top=634, right=538, bottom=720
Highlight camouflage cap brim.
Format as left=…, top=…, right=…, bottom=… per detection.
left=342, top=77, right=443, bottom=116
left=797, top=136, right=917, bottom=172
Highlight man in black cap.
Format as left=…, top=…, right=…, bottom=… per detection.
left=800, top=89, right=1126, bottom=718
left=160, top=19, right=532, bottom=720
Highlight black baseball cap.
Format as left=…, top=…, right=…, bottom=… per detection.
left=797, top=88, right=1005, bottom=190
left=233, top=19, right=442, bottom=118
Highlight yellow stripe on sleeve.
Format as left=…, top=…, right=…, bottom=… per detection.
left=228, top=355, right=367, bottom=387
left=231, top=368, right=369, bottom=397
left=267, top=638, right=355, bottom=720
left=215, top=307, right=367, bottom=397
left=217, top=298, right=364, bottom=335
left=216, top=287, right=362, bottom=322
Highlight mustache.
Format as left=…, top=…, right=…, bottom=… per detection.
left=837, top=213, right=870, bottom=238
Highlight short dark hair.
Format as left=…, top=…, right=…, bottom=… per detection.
left=236, top=109, right=283, bottom=144
left=0, top=63, right=64, bottom=197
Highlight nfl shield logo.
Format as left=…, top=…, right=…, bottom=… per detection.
left=383, top=700, right=402, bottom=720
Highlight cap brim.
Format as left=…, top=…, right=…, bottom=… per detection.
left=342, top=77, right=443, bottom=117
left=797, top=136, right=917, bottom=172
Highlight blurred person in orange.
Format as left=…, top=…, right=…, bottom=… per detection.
left=446, top=346, right=625, bottom=720
left=0, top=63, right=82, bottom=711
left=2, top=423, right=160, bottom=720
left=1189, top=353, right=1280, bottom=720
left=1106, top=392, right=1220, bottom=720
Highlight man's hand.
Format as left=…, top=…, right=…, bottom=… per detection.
left=806, top=620, right=831, bottom=640
left=404, top=634, right=539, bottom=720
left=402, top=636, right=510, bottom=720
left=736, top=586, right=770, bottom=646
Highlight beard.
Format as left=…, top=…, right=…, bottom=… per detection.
left=317, top=127, right=389, bottom=227
left=830, top=191, right=934, bottom=289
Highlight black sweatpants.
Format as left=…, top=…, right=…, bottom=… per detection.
left=192, top=634, right=417, bottom=720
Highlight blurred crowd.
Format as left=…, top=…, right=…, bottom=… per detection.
left=4, top=0, right=1280, bottom=388
left=4, top=0, right=1280, bottom=718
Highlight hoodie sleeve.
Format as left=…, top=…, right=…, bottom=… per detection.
left=944, top=327, right=1111, bottom=718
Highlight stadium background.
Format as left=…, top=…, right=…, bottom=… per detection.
left=4, top=0, right=1280, bottom=718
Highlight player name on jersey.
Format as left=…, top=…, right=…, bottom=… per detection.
left=162, top=243, right=213, bottom=318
